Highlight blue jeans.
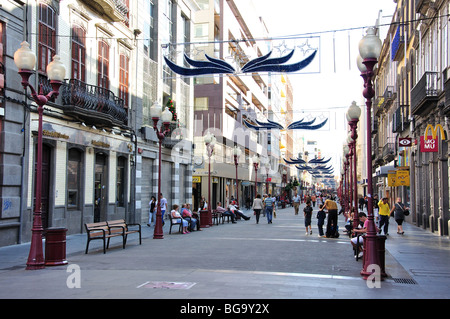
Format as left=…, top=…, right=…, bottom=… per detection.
left=266, top=206, right=273, bottom=223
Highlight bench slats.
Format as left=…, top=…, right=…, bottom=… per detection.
left=85, top=219, right=141, bottom=254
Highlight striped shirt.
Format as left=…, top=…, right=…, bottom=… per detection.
left=264, top=197, right=274, bottom=207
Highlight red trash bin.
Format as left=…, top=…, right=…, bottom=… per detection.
left=45, top=228, right=68, bottom=266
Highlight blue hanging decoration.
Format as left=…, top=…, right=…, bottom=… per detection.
left=287, top=118, right=328, bottom=130
left=164, top=49, right=317, bottom=76
left=243, top=118, right=283, bottom=130
left=308, top=157, right=331, bottom=164
left=284, top=157, right=307, bottom=165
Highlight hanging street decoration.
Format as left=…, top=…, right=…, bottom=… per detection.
left=243, top=118, right=284, bottom=130
left=287, top=117, right=328, bottom=130
left=164, top=49, right=317, bottom=76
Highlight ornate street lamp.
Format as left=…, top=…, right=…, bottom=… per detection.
left=204, top=132, right=216, bottom=226
left=357, top=27, right=386, bottom=279
left=343, top=145, right=350, bottom=215
left=252, top=155, right=260, bottom=197
left=14, top=42, right=66, bottom=270
left=347, top=101, right=361, bottom=228
left=233, top=146, right=241, bottom=206
left=150, top=102, right=173, bottom=239
left=347, top=133, right=354, bottom=217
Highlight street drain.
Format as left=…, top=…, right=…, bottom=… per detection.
left=392, top=278, right=418, bottom=285
left=137, top=281, right=196, bottom=289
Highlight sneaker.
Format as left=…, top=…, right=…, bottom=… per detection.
left=305, top=232, right=309, bottom=236
left=358, top=251, right=363, bottom=258
left=310, top=230, right=312, bottom=235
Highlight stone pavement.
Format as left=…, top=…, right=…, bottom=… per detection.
left=0, top=203, right=449, bottom=303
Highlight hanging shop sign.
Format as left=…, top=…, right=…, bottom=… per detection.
left=398, top=137, right=412, bottom=147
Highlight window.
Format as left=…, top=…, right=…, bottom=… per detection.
left=143, top=0, right=156, bottom=60
left=71, top=26, right=86, bottom=81
left=116, top=156, right=126, bottom=207
left=119, top=54, right=129, bottom=109
left=67, top=148, right=83, bottom=209
left=38, top=3, right=56, bottom=74
left=98, top=40, right=110, bottom=90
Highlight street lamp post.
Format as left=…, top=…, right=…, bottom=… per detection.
left=204, top=132, right=216, bottom=226
left=264, top=161, right=270, bottom=195
left=252, top=155, right=260, bottom=197
left=150, top=102, right=173, bottom=239
left=343, top=145, right=350, bottom=215
left=233, top=146, right=241, bottom=206
left=14, top=42, right=66, bottom=270
left=357, top=27, right=386, bottom=279
left=347, top=101, right=361, bottom=228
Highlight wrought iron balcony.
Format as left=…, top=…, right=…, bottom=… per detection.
left=382, top=142, right=395, bottom=162
left=411, top=71, right=439, bottom=115
left=80, top=0, right=129, bottom=23
left=61, top=79, right=128, bottom=127
left=444, top=70, right=450, bottom=116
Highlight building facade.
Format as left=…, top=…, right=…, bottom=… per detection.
left=0, top=0, right=198, bottom=247
left=372, top=0, right=449, bottom=236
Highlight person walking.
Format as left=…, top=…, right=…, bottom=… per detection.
left=264, top=194, right=274, bottom=224
left=293, top=192, right=301, bottom=215
left=321, top=196, right=338, bottom=238
left=317, top=204, right=326, bottom=237
left=303, top=200, right=313, bottom=235
left=147, top=196, right=157, bottom=227
left=252, top=194, right=264, bottom=224
left=392, top=197, right=409, bottom=235
left=377, top=197, right=390, bottom=235
left=159, top=193, right=168, bottom=226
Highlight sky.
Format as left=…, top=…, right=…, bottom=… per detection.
left=256, top=0, right=398, bottom=176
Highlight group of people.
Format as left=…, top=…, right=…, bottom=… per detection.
left=349, top=196, right=409, bottom=258
left=147, top=194, right=253, bottom=234
left=252, top=194, right=276, bottom=224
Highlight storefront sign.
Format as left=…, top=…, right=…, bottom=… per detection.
left=398, top=137, right=412, bottom=147
left=424, top=124, right=446, bottom=141
left=192, top=176, right=201, bottom=183
left=420, top=136, right=438, bottom=152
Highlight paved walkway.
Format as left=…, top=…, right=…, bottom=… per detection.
left=0, top=204, right=449, bottom=301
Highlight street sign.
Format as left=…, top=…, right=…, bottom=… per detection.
left=398, top=137, right=412, bottom=147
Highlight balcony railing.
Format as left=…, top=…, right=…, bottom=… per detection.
left=411, top=71, right=439, bottom=115
left=61, top=79, right=128, bottom=127
left=382, top=142, right=395, bottom=162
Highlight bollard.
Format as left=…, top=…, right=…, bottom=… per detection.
left=45, top=227, right=68, bottom=266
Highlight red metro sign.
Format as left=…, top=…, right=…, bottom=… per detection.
left=420, top=136, right=438, bottom=152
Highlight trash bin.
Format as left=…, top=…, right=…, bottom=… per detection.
left=199, top=210, right=211, bottom=228
left=45, top=227, right=68, bottom=266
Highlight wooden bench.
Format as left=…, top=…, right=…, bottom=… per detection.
left=211, top=210, right=222, bottom=225
left=107, top=219, right=141, bottom=247
left=85, top=222, right=124, bottom=254
left=168, top=214, right=183, bottom=234
left=84, top=219, right=141, bottom=254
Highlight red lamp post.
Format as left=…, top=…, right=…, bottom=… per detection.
left=347, top=101, right=361, bottom=228
left=264, top=161, right=270, bottom=195
left=150, top=102, right=173, bottom=239
left=14, top=42, right=66, bottom=270
left=233, top=146, right=241, bottom=206
left=204, top=132, right=216, bottom=226
left=252, top=155, right=260, bottom=197
left=357, top=27, right=386, bottom=279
